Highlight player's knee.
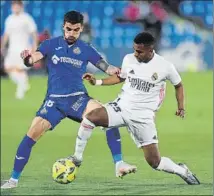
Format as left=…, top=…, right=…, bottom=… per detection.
left=27, top=118, right=51, bottom=141
left=85, top=107, right=106, bottom=126
left=85, top=109, right=100, bottom=125
left=146, top=156, right=161, bottom=169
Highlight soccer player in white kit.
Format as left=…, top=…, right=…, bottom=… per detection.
left=1, top=0, right=37, bottom=99
left=70, top=32, right=200, bottom=185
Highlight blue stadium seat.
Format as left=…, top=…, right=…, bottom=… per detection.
left=194, top=2, right=205, bottom=14
left=101, top=29, right=111, bottom=38
left=100, top=38, right=110, bottom=48
left=44, top=8, right=53, bottom=17
left=104, top=6, right=114, bottom=16
left=32, top=8, right=41, bottom=18
left=162, top=23, right=173, bottom=36
left=113, top=27, right=124, bottom=37
left=91, top=17, right=101, bottom=28
left=205, top=15, right=213, bottom=26
left=180, top=2, right=193, bottom=15
left=206, top=2, right=213, bottom=14
left=103, top=18, right=112, bottom=28
left=125, top=38, right=133, bottom=49
left=93, top=29, right=100, bottom=37
left=112, top=38, right=123, bottom=48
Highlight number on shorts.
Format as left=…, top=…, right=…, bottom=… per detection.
left=109, top=102, right=121, bottom=112
left=44, top=100, right=55, bottom=108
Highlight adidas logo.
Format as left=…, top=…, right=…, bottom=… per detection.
left=129, top=70, right=135, bottom=74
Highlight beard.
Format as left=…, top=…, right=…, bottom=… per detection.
left=64, top=34, right=77, bottom=45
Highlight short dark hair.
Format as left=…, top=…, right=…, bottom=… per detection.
left=134, top=32, right=155, bottom=46
left=12, top=0, right=23, bottom=6
left=64, top=10, right=84, bottom=25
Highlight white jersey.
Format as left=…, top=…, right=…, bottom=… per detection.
left=4, top=12, right=37, bottom=53
left=117, top=53, right=181, bottom=114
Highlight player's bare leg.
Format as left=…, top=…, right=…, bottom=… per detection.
left=1, top=117, right=51, bottom=189
left=142, top=143, right=200, bottom=185
left=70, top=106, right=137, bottom=178
left=6, top=67, right=30, bottom=100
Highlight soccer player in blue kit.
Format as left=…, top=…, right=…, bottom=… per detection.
left=1, top=11, right=137, bottom=189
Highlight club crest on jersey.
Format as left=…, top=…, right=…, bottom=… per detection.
left=73, top=47, right=81, bottom=55
left=40, top=107, right=47, bottom=114
left=151, top=72, right=158, bottom=81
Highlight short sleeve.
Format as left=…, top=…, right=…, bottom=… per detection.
left=167, top=64, right=182, bottom=85
left=87, top=44, right=102, bottom=65
left=36, top=39, right=50, bottom=56
left=119, top=55, right=129, bottom=79
left=26, top=15, right=37, bottom=33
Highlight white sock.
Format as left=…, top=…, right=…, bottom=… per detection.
left=8, top=72, right=19, bottom=85
left=16, top=72, right=29, bottom=99
left=9, top=177, right=18, bottom=183
left=74, top=118, right=95, bottom=160
left=156, top=157, right=186, bottom=176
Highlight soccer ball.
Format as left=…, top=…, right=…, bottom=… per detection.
left=52, top=159, right=77, bottom=184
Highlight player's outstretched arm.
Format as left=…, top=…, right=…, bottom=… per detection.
left=95, top=59, right=120, bottom=76
left=20, top=50, right=44, bottom=67
left=83, top=73, right=125, bottom=86
left=174, top=82, right=185, bottom=118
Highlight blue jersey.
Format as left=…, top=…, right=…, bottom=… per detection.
left=37, top=36, right=102, bottom=96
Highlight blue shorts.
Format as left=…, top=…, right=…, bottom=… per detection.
left=36, top=94, right=92, bottom=130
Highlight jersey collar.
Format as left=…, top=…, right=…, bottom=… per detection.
left=61, top=36, right=79, bottom=49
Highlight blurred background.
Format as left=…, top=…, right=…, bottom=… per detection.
left=0, top=0, right=213, bottom=76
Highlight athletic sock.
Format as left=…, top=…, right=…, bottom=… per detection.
left=74, top=118, right=95, bottom=160
left=106, top=128, right=122, bottom=163
left=156, top=157, right=186, bottom=176
left=11, top=135, right=36, bottom=180
left=8, top=72, right=19, bottom=85
left=16, top=72, right=29, bottom=99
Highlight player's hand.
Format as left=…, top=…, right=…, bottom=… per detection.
left=175, top=108, right=185, bottom=118
left=82, top=73, right=96, bottom=85
left=106, top=66, right=121, bottom=76
left=20, top=49, right=31, bottom=60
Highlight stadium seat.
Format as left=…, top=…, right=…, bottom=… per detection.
left=112, top=38, right=123, bottom=48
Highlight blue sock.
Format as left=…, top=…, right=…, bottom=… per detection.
left=106, top=128, right=122, bottom=164
left=11, top=135, right=36, bottom=180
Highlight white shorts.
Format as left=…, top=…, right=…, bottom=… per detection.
left=4, top=51, right=28, bottom=70
left=104, top=100, right=158, bottom=148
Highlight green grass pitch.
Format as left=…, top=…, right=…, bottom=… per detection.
left=1, top=71, right=213, bottom=195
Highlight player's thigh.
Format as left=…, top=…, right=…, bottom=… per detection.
left=36, top=98, right=66, bottom=131
left=82, top=99, right=102, bottom=118
left=103, top=102, right=125, bottom=128
left=127, top=119, right=158, bottom=148
left=4, top=51, right=30, bottom=71
left=27, top=116, right=52, bottom=141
